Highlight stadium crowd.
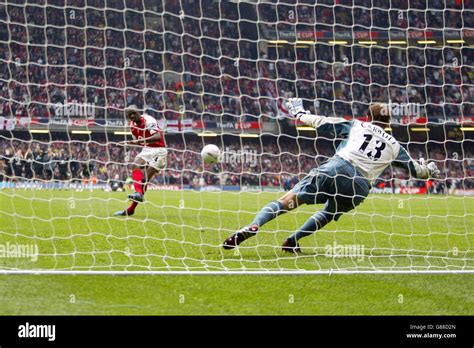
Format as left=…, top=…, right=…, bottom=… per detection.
left=0, top=0, right=472, bottom=123
left=1, top=137, right=472, bottom=192
left=0, top=1, right=472, bottom=193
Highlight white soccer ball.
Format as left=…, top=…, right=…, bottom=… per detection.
left=201, top=144, right=221, bottom=164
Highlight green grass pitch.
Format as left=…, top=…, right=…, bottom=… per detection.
left=0, top=189, right=473, bottom=315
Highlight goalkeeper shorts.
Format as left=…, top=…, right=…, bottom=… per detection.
left=292, top=156, right=370, bottom=218
left=136, top=147, right=168, bottom=170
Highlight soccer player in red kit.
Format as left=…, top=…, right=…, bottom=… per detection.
left=114, top=105, right=167, bottom=216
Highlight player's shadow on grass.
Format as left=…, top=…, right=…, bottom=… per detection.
left=220, top=246, right=446, bottom=262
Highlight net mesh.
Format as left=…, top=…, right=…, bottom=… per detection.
left=0, top=0, right=473, bottom=273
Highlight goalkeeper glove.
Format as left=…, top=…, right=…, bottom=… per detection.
left=286, top=98, right=309, bottom=119
left=419, top=158, right=441, bottom=179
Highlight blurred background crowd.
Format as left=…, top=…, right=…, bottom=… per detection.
left=0, top=0, right=472, bottom=122
left=1, top=137, right=472, bottom=192
left=0, top=0, right=472, bottom=193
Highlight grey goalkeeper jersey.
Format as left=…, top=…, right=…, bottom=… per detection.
left=298, top=113, right=420, bottom=181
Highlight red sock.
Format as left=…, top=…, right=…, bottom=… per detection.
left=132, top=169, right=144, bottom=194
left=127, top=201, right=138, bottom=215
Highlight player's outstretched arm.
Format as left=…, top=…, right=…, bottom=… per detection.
left=393, top=147, right=441, bottom=179
left=133, top=132, right=162, bottom=146
left=286, top=98, right=352, bottom=137
left=117, top=132, right=162, bottom=146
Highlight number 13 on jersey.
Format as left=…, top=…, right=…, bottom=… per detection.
left=358, top=133, right=386, bottom=160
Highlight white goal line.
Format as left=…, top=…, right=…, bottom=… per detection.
left=0, top=270, right=473, bottom=275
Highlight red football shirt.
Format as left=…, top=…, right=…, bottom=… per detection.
left=130, top=114, right=166, bottom=148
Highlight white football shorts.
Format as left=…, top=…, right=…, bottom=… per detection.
left=136, top=147, right=168, bottom=170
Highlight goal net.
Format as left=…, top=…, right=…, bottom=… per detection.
left=0, top=0, right=473, bottom=274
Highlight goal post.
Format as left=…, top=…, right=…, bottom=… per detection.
left=0, top=0, right=473, bottom=274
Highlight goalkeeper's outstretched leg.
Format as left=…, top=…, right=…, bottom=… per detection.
left=222, top=190, right=300, bottom=250
left=222, top=156, right=371, bottom=253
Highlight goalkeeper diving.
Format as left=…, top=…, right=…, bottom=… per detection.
left=223, top=99, right=441, bottom=253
